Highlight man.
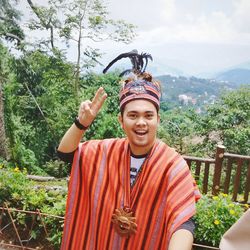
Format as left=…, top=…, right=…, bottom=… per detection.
left=58, top=53, right=201, bottom=250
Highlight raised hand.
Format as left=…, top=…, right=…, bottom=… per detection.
left=78, top=87, right=107, bottom=127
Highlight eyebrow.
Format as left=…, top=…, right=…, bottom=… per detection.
left=127, top=110, right=155, bottom=114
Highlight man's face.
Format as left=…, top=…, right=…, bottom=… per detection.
left=119, top=99, right=160, bottom=155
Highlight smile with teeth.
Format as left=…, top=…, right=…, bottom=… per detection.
left=134, top=130, right=148, bottom=136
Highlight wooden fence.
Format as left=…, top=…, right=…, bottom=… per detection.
left=184, top=145, right=250, bottom=203
left=0, top=204, right=62, bottom=250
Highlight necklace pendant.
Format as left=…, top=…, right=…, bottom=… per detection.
left=111, top=206, right=137, bottom=237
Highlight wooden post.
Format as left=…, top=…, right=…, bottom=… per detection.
left=232, top=159, right=243, bottom=201
left=4, top=203, right=24, bottom=249
left=212, top=145, right=225, bottom=195
left=194, top=161, right=201, bottom=182
left=223, top=158, right=233, bottom=194
left=203, top=162, right=210, bottom=194
left=244, top=161, right=250, bottom=203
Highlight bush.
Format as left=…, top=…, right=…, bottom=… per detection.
left=194, top=193, right=246, bottom=246
left=0, top=164, right=66, bottom=249
left=43, top=159, right=70, bottom=178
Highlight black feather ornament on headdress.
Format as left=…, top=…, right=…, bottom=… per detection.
left=103, top=49, right=153, bottom=77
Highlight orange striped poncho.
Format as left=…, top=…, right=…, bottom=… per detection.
left=61, top=138, right=201, bottom=250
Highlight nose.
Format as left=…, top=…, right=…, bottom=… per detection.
left=136, top=117, right=146, bottom=126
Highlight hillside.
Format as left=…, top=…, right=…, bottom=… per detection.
left=156, top=74, right=244, bottom=111
left=215, top=68, right=250, bottom=84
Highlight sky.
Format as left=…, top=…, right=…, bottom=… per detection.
left=18, top=0, right=250, bottom=77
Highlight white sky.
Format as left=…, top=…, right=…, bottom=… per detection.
left=18, top=0, right=250, bottom=76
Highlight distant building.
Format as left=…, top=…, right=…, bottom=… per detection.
left=195, top=107, right=202, bottom=114
left=178, top=94, right=193, bottom=105
left=191, top=98, right=197, bottom=105
left=209, top=95, right=216, bottom=104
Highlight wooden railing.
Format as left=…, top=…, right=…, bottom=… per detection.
left=184, top=145, right=250, bottom=203
left=184, top=155, right=215, bottom=194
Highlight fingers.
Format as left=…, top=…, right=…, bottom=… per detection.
left=78, top=100, right=91, bottom=117
left=91, top=87, right=107, bottom=112
left=77, top=87, right=107, bottom=127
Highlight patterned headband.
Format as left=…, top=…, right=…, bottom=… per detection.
left=119, top=79, right=161, bottom=111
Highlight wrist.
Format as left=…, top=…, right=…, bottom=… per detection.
left=74, top=117, right=90, bottom=130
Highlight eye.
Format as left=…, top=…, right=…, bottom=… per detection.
left=128, top=113, right=137, bottom=119
left=145, top=113, right=154, bottom=119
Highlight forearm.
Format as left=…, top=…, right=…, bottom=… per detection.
left=58, top=123, right=85, bottom=153
left=168, top=229, right=193, bottom=250
left=58, top=87, right=107, bottom=153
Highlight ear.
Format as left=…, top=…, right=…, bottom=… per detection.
left=157, top=113, right=160, bottom=124
left=118, top=114, right=124, bottom=129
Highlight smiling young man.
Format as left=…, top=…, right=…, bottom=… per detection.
left=119, top=99, right=160, bottom=155
left=58, top=71, right=201, bottom=250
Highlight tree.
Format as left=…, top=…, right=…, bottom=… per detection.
left=0, top=0, right=136, bottom=172
left=196, top=86, right=250, bottom=156
left=3, top=48, right=124, bottom=174
left=80, top=72, right=124, bottom=140
left=26, top=0, right=136, bottom=96
left=158, top=108, right=198, bottom=154
left=3, top=50, right=76, bottom=171
left=0, top=44, right=11, bottom=159
left=0, top=0, right=25, bottom=160
left=0, top=0, right=25, bottom=47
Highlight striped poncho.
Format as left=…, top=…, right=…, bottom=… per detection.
left=61, top=138, right=201, bottom=250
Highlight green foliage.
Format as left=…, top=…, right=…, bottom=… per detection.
left=0, top=43, right=12, bottom=158
left=0, top=0, right=25, bottom=47
left=4, top=51, right=76, bottom=172
left=0, top=167, right=30, bottom=207
left=158, top=108, right=199, bottom=154
left=3, top=50, right=125, bottom=174
left=195, top=86, right=250, bottom=156
left=0, top=166, right=65, bottom=210
left=44, top=159, right=70, bottom=178
left=80, top=72, right=124, bottom=140
left=194, top=193, right=246, bottom=246
left=0, top=165, right=66, bottom=248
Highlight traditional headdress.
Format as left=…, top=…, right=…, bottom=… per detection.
left=103, top=50, right=161, bottom=112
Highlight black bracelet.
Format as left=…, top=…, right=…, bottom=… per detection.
left=74, top=117, right=89, bottom=130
